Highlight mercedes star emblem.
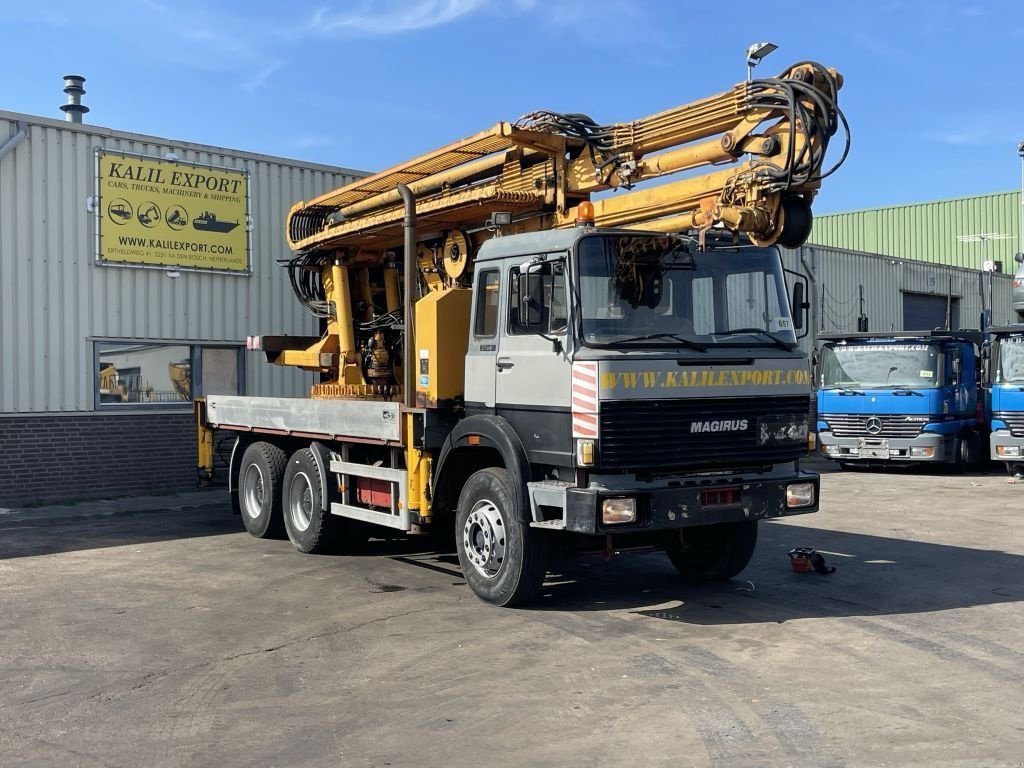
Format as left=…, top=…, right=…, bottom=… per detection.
left=865, top=416, right=883, bottom=435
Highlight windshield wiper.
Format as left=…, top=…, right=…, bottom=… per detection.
left=611, top=333, right=708, bottom=352
left=713, top=327, right=796, bottom=350
left=826, top=386, right=865, bottom=395
left=888, top=385, right=924, bottom=396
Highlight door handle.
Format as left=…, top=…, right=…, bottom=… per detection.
left=496, top=357, right=515, bottom=370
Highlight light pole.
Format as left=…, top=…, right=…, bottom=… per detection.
left=1018, top=141, right=1024, bottom=258
left=746, top=42, right=778, bottom=81
left=958, top=232, right=1013, bottom=329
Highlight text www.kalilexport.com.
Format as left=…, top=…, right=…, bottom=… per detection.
left=117, top=236, right=233, bottom=255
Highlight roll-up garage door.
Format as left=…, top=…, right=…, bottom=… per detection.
left=902, top=291, right=959, bottom=331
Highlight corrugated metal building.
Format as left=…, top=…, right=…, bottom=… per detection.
left=781, top=244, right=1012, bottom=356
left=0, top=108, right=365, bottom=506
left=809, top=191, right=1023, bottom=271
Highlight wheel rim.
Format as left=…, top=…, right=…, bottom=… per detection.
left=462, top=498, right=506, bottom=579
left=241, top=463, right=265, bottom=519
left=287, top=471, right=314, bottom=532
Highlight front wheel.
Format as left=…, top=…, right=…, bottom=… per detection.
left=455, top=468, right=548, bottom=607
left=665, top=520, right=758, bottom=582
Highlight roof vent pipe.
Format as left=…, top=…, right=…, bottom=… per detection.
left=60, top=75, right=89, bottom=123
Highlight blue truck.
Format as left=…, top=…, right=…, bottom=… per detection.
left=986, top=325, right=1024, bottom=474
left=815, top=331, right=985, bottom=469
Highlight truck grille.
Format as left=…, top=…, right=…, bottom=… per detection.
left=995, top=412, right=1024, bottom=437
left=599, top=396, right=809, bottom=472
left=822, top=414, right=925, bottom=438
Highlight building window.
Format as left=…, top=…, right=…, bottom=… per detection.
left=94, top=341, right=243, bottom=409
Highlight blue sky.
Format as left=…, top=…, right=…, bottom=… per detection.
left=3, top=0, right=1023, bottom=213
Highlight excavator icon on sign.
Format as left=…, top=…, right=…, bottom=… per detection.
left=138, top=202, right=161, bottom=228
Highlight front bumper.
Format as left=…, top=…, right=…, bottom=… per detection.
left=990, top=429, right=1024, bottom=462
left=563, top=472, right=818, bottom=535
left=817, top=431, right=952, bottom=463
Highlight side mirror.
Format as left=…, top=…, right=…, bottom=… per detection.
left=792, top=282, right=806, bottom=331
left=1015, top=252, right=1024, bottom=264
left=518, top=271, right=545, bottom=326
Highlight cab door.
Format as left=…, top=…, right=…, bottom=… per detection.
left=494, top=257, right=573, bottom=466
left=464, top=267, right=501, bottom=411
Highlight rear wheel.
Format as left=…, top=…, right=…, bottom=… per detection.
left=282, top=448, right=339, bottom=554
left=238, top=442, right=286, bottom=538
left=665, top=520, right=758, bottom=582
left=455, top=468, right=547, bottom=607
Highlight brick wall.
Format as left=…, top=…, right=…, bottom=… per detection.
left=0, top=412, right=198, bottom=507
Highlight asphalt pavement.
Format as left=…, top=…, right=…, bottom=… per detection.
left=2, top=461, right=1023, bottom=767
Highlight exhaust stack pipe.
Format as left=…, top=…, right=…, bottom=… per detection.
left=396, top=183, right=416, bottom=409
left=60, top=75, right=89, bottom=123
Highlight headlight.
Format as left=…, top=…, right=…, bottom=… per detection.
left=823, top=444, right=840, bottom=457
left=997, top=445, right=1021, bottom=457
left=910, top=447, right=935, bottom=458
left=602, top=497, right=636, bottom=525
left=786, top=481, right=816, bottom=509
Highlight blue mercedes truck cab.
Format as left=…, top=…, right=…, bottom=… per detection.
left=987, top=325, right=1024, bottom=473
left=816, top=331, right=984, bottom=468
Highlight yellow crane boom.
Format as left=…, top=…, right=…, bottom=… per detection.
left=287, top=61, right=846, bottom=254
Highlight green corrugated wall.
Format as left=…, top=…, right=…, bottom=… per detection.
left=809, top=191, right=1022, bottom=271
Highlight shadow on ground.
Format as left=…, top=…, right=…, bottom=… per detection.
left=525, top=519, right=1024, bottom=622
left=0, top=506, right=237, bottom=560
left=3, top=503, right=1021, bottom=627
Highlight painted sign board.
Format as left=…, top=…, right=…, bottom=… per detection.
left=95, top=149, right=250, bottom=274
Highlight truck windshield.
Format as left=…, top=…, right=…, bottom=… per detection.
left=820, top=344, right=941, bottom=389
left=575, top=234, right=796, bottom=349
left=997, top=337, right=1024, bottom=383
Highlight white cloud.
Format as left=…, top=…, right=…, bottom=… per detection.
left=307, top=0, right=488, bottom=35
left=242, top=61, right=284, bottom=92
left=925, top=120, right=1017, bottom=148
left=290, top=134, right=334, bottom=150
left=302, top=0, right=625, bottom=37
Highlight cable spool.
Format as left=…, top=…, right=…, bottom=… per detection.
left=749, top=195, right=813, bottom=249
left=442, top=230, right=471, bottom=280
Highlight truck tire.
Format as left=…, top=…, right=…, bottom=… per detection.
left=952, top=434, right=975, bottom=473
left=665, top=520, right=758, bottom=582
left=238, top=441, right=287, bottom=538
left=455, top=467, right=548, bottom=607
left=282, top=447, right=340, bottom=554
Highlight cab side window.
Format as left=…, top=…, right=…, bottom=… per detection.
left=474, top=269, right=500, bottom=337
left=508, top=261, right=567, bottom=335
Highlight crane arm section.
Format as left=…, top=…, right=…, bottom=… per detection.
left=287, top=61, right=847, bottom=253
